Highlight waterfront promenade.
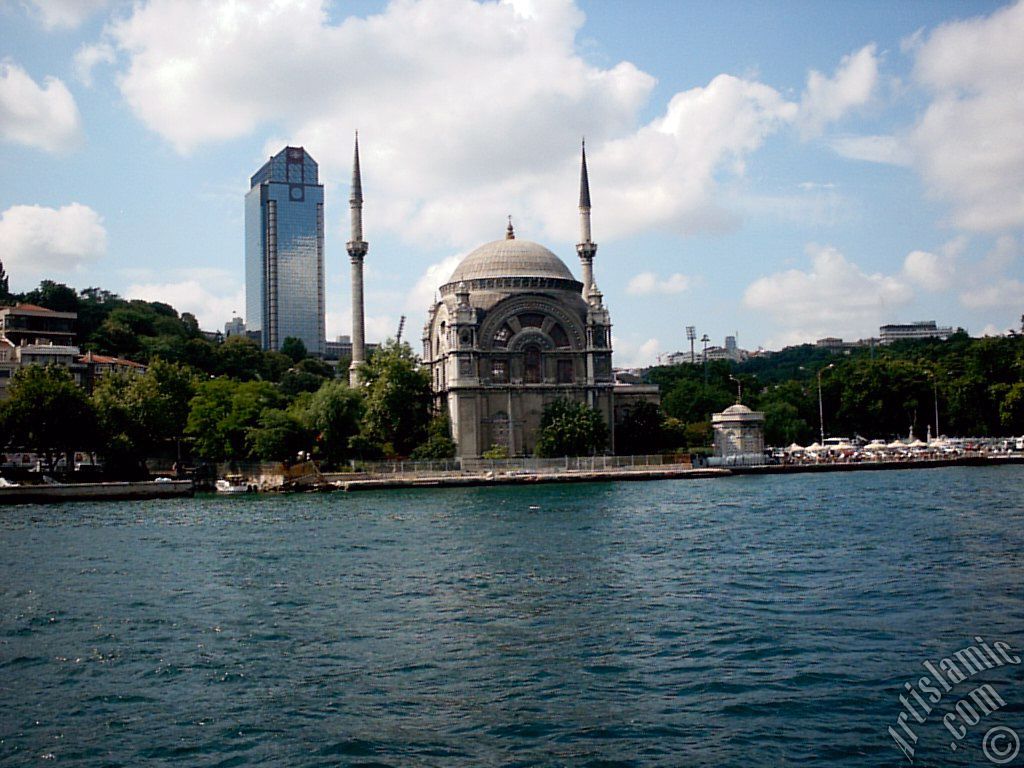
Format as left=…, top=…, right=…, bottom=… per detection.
left=320, top=453, right=1023, bottom=492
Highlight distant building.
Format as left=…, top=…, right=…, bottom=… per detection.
left=0, top=304, right=76, bottom=346
left=879, top=321, right=953, bottom=344
left=667, top=335, right=748, bottom=365
left=323, top=334, right=378, bottom=362
left=705, top=338, right=748, bottom=363
left=78, top=351, right=147, bottom=393
left=245, top=146, right=326, bottom=356
left=224, top=316, right=246, bottom=338
left=0, top=339, right=18, bottom=398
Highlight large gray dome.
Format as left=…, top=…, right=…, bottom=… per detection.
left=448, top=238, right=576, bottom=283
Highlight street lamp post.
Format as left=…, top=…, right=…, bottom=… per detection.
left=701, top=334, right=710, bottom=386
left=817, top=363, right=834, bottom=444
left=729, top=375, right=742, bottom=404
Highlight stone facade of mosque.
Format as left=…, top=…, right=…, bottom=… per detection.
left=421, top=145, right=661, bottom=458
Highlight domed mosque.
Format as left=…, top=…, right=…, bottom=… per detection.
left=420, top=144, right=656, bottom=458
left=345, top=137, right=658, bottom=458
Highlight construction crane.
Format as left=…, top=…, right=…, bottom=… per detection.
left=395, top=315, right=406, bottom=344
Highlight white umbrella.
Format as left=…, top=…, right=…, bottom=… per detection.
left=887, top=440, right=906, bottom=449
left=909, top=439, right=929, bottom=448
left=805, top=442, right=824, bottom=452
left=864, top=442, right=888, bottom=451
left=787, top=443, right=805, bottom=452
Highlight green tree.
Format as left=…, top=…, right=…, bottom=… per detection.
left=615, top=400, right=665, bottom=455
left=184, top=379, right=237, bottom=460
left=295, top=357, right=334, bottom=378
left=260, top=351, right=293, bottom=382
left=411, top=414, right=458, bottom=459
left=93, top=371, right=149, bottom=477
left=534, top=399, right=608, bottom=457
left=0, top=258, right=10, bottom=299
left=303, top=380, right=364, bottom=465
left=661, top=416, right=688, bottom=451
left=246, top=409, right=311, bottom=462
left=2, top=366, right=95, bottom=472
left=214, top=336, right=265, bottom=381
left=22, top=280, right=79, bottom=313
left=761, top=400, right=812, bottom=446
left=279, top=369, right=326, bottom=397
left=280, top=336, right=308, bottom=363
left=357, top=339, right=432, bottom=456
left=999, top=382, right=1024, bottom=434
left=186, top=379, right=286, bottom=460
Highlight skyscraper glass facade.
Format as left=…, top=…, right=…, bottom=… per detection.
left=245, top=146, right=325, bottom=355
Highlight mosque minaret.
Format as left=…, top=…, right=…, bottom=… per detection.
left=576, top=140, right=598, bottom=298
left=347, top=133, right=368, bottom=386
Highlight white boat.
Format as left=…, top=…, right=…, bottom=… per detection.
left=215, top=477, right=252, bottom=494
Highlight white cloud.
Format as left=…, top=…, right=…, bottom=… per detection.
left=743, top=244, right=914, bottom=343
left=25, top=0, right=111, bottom=30
left=798, top=44, right=879, bottom=138
left=405, top=253, right=464, bottom=314
left=829, top=134, right=912, bottom=166
left=74, top=43, right=116, bottom=86
left=908, top=0, right=1024, bottom=231
left=960, top=279, right=1024, bottom=310
left=125, top=277, right=243, bottom=332
left=902, top=249, right=955, bottom=292
left=366, top=314, right=399, bottom=344
left=100, top=1, right=897, bottom=246
left=0, top=62, right=82, bottom=152
left=626, top=271, right=690, bottom=296
left=613, top=335, right=661, bottom=368
left=978, top=323, right=1007, bottom=337
left=0, top=203, right=106, bottom=286
left=980, top=234, right=1019, bottom=274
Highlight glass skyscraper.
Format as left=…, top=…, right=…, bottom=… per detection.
left=245, top=146, right=325, bottom=355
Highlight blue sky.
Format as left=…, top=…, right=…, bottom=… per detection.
left=1, top=0, right=1021, bottom=365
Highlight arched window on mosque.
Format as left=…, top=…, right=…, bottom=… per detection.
left=550, top=323, right=569, bottom=348
left=492, top=358, right=509, bottom=383
left=557, top=359, right=574, bottom=384
left=491, top=412, right=510, bottom=449
left=524, top=345, right=542, bottom=383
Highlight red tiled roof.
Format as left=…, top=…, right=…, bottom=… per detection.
left=79, top=351, right=146, bottom=368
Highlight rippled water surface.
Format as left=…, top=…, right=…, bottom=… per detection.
left=2, top=466, right=1023, bottom=766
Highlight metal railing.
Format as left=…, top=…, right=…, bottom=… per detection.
left=348, top=454, right=691, bottom=478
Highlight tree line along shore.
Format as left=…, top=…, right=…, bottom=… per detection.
left=0, top=279, right=1022, bottom=480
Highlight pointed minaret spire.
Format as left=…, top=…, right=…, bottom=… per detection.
left=506, top=215, right=515, bottom=240
left=576, top=139, right=597, bottom=297
left=350, top=131, right=364, bottom=240
left=347, top=131, right=369, bottom=387
left=579, top=138, right=592, bottom=212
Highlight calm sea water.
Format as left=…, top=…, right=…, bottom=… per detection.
left=2, top=466, right=1023, bottom=767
